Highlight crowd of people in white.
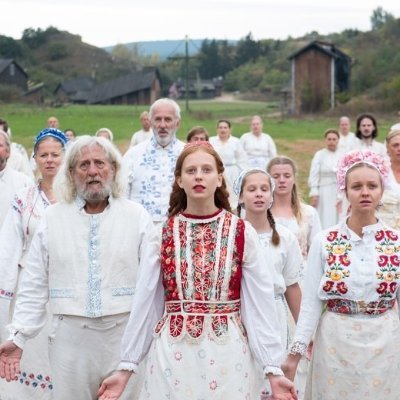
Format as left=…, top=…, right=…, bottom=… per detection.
left=0, top=101, right=400, bottom=400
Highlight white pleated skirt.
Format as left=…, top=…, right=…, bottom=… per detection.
left=305, top=309, right=400, bottom=400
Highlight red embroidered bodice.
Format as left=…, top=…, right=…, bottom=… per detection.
left=154, top=209, right=246, bottom=342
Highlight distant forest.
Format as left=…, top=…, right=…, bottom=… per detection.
left=1, top=7, right=400, bottom=110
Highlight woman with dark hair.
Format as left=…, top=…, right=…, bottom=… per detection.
left=186, top=126, right=209, bottom=142
left=98, top=142, right=297, bottom=400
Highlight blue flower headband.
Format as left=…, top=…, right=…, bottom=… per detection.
left=233, top=168, right=275, bottom=197
left=34, top=128, right=68, bottom=152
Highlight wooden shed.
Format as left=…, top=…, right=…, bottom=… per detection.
left=288, top=41, right=351, bottom=114
left=87, top=68, right=161, bottom=105
left=0, top=59, right=28, bottom=92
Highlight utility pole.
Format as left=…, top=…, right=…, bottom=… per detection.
left=168, top=35, right=198, bottom=112
left=185, top=35, right=189, bottom=112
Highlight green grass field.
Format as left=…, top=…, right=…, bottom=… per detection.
left=1, top=100, right=397, bottom=197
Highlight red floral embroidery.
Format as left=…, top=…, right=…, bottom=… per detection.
left=157, top=212, right=245, bottom=341
left=375, top=230, right=400, bottom=298
left=323, top=230, right=352, bottom=296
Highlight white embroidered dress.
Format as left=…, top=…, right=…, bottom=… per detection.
left=239, top=132, right=277, bottom=169
left=0, top=184, right=53, bottom=399
left=118, top=210, right=284, bottom=399
left=377, top=169, right=400, bottom=230
left=308, top=148, right=343, bottom=229
left=209, top=136, right=248, bottom=207
left=0, top=165, right=33, bottom=227
left=291, top=221, right=400, bottom=399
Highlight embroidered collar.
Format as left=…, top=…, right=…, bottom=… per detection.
left=338, top=219, right=384, bottom=241
left=179, top=208, right=225, bottom=223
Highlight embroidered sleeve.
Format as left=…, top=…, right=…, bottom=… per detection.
left=288, top=341, right=307, bottom=356
left=263, top=365, right=284, bottom=377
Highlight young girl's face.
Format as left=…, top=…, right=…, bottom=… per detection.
left=240, top=172, right=272, bottom=214
left=177, top=149, right=222, bottom=203
left=269, top=164, right=295, bottom=197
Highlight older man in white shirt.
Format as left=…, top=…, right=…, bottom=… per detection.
left=0, top=136, right=153, bottom=399
left=123, top=98, right=184, bottom=225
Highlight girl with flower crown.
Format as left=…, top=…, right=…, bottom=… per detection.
left=283, top=149, right=400, bottom=399
left=98, top=142, right=297, bottom=400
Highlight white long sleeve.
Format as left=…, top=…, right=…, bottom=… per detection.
left=118, top=227, right=165, bottom=372
left=0, top=204, right=24, bottom=341
left=240, top=222, right=284, bottom=375
left=308, top=150, right=322, bottom=197
left=8, top=220, right=49, bottom=349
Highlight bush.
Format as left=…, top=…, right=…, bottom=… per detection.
left=48, top=43, right=68, bottom=61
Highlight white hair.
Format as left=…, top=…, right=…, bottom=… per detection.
left=149, top=98, right=181, bottom=120
left=54, top=135, right=124, bottom=203
left=95, top=127, right=114, bottom=142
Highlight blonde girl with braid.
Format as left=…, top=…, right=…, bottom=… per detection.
left=235, top=168, right=302, bottom=398
left=235, top=168, right=302, bottom=350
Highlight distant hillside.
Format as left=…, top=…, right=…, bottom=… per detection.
left=104, top=39, right=238, bottom=60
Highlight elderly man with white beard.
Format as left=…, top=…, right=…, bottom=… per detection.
left=123, top=98, right=184, bottom=225
left=0, top=136, right=153, bottom=399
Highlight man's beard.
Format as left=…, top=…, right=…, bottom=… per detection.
left=154, top=130, right=175, bottom=147
left=76, top=179, right=113, bottom=202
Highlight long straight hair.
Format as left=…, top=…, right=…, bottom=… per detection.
left=168, top=144, right=231, bottom=217
left=267, top=156, right=303, bottom=223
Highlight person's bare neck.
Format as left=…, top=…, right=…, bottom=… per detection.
left=346, top=212, right=377, bottom=237
left=245, top=210, right=270, bottom=233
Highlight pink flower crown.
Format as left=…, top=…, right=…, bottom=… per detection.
left=336, top=149, right=391, bottom=191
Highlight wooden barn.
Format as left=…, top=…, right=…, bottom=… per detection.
left=87, top=68, right=161, bottom=105
left=0, top=59, right=28, bottom=92
left=54, top=77, right=95, bottom=104
left=288, top=41, right=351, bottom=114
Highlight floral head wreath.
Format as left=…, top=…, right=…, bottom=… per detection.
left=183, top=140, right=214, bottom=150
left=34, top=128, right=68, bottom=152
left=336, top=149, right=391, bottom=192
left=233, top=168, right=275, bottom=197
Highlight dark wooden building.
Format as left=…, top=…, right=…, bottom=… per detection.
left=288, top=41, right=351, bottom=114
left=0, top=59, right=28, bottom=92
left=54, top=77, right=95, bottom=104
left=87, top=68, right=161, bottom=105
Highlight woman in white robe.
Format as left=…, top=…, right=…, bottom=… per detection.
left=0, top=128, right=67, bottom=400
left=308, top=129, right=343, bottom=229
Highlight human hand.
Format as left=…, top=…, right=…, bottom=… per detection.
left=268, top=374, right=298, bottom=400
left=0, top=341, right=22, bottom=382
left=281, top=354, right=300, bottom=382
left=97, top=370, right=132, bottom=400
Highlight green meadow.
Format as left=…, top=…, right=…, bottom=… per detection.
left=1, top=100, right=396, bottom=196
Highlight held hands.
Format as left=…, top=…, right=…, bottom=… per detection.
left=0, top=341, right=22, bottom=382
left=281, top=353, right=301, bottom=383
left=268, top=374, right=298, bottom=400
left=97, top=370, right=132, bottom=400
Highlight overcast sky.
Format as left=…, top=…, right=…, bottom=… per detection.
left=2, top=0, right=400, bottom=48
